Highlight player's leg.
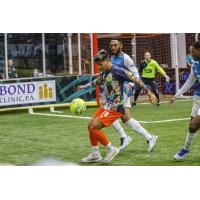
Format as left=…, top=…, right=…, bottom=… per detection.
left=122, top=98, right=158, bottom=152
left=82, top=108, right=120, bottom=162
left=112, top=119, right=132, bottom=150
left=90, top=107, right=129, bottom=150
left=174, top=99, right=200, bottom=160
left=132, top=85, right=141, bottom=106
left=148, top=79, right=160, bottom=105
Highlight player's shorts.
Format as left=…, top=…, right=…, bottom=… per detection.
left=93, top=108, right=122, bottom=127
left=123, top=95, right=131, bottom=108
left=191, top=97, right=200, bottom=116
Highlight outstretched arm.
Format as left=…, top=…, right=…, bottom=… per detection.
left=116, top=67, right=158, bottom=105
left=169, top=70, right=197, bottom=104
left=155, top=61, right=170, bottom=82
left=77, top=74, right=102, bottom=91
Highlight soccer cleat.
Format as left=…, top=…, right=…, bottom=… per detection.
left=119, top=136, right=133, bottom=151
left=81, top=153, right=102, bottom=163
left=173, top=148, right=189, bottom=160
left=103, top=147, right=120, bottom=162
left=147, top=135, right=158, bottom=152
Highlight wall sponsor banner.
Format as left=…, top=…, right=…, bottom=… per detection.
left=0, top=80, right=56, bottom=106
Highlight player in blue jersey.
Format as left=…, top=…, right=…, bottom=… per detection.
left=109, top=40, right=158, bottom=152
left=170, top=41, right=200, bottom=160
left=81, top=50, right=157, bottom=162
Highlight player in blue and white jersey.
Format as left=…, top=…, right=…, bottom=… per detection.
left=170, top=41, right=200, bottom=160
left=109, top=39, right=158, bottom=152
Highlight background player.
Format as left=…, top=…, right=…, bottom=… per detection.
left=170, top=41, right=200, bottom=160
left=133, top=51, right=170, bottom=106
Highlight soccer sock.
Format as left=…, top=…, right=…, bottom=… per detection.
left=184, top=132, right=197, bottom=150
left=91, top=146, right=100, bottom=155
left=89, top=130, right=99, bottom=146
left=90, top=129, right=109, bottom=146
left=125, top=118, right=152, bottom=141
left=112, top=120, right=128, bottom=138
left=106, top=142, right=114, bottom=152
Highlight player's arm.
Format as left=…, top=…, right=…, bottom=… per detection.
left=124, top=54, right=139, bottom=78
left=155, top=61, right=170, bottom=82
left=77, top=74, right=102, bottom=91
left=116, top=67, right=157, bottom=104
left=170, top=70, right=197, bottom=104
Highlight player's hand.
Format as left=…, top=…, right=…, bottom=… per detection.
left=164, top=75, right=170, bottom=83
left=147, top=90, right=158, bottom=105
left=169, top=96, right=176, bottom=105
left=77, top=85, right=85, bottom=91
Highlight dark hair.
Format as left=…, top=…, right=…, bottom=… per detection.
left=192, top=41, right=200, bottom=50
left=110, top=39, right=123, bottom=44
left=94, top=50, right=109, bottom=64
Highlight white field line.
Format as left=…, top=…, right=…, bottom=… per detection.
left=29, top=112, right=190, bottom=124
left=138, top=118, right=190, bottom=124
left=137, top=98, right=193, bottom=105
left=30, top=112, right=91, bottom=119
left=29, top=99, right=192, bottom=123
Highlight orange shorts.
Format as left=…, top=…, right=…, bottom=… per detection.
left=93, top=108, right=122, bottom=127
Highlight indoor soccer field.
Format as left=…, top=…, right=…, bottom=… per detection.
left=0, top=99, right=199, bottom=166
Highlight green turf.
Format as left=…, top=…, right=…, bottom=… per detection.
left=0, top=100, right=199, bottom=166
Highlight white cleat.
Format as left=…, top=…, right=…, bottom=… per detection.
left=148, top=135, right=158, bottom=152
left=81, top=153, right=102, bottom=163
left=119, top=136, right=133, bottom=151
left=103, top=147, right=120, bottom=162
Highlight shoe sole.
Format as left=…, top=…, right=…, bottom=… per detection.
left=119, top=137, right=133, bottom=151
left=173, top=155, right=183, bottom=161
left=148, top=136, right=158, bottom=152
left=173, top=154, right=187, bottom=161
left=81, top=157, right=102, bottom=163
left=103, top=148, right=120, bottom=162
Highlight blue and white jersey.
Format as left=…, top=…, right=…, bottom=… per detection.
left=111, top=52, right=139, bottom=78
left=192, top=61, right=200, bottom=97
left=175, top=61, right=200, bottom=98
left=111, top=52, right=139, bottom=97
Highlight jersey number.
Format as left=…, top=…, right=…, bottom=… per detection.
left=100, top=111, right=110, bottom=118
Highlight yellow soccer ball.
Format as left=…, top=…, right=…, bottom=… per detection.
left=70, top=98, right=86, bottom=114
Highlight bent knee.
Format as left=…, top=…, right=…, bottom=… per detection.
left=88, top=123, right=94, bottom=131
left=189, top=123, right=199, bottom=133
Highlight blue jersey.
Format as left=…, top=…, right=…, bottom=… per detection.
left=111, top=52, right=139, bottom=77
left=111, top=52, right=139, bottom=97
left=94, top=65, right=135, bottom=112
left=175, top=61, right=200, bottom=98
left=192, top=61, right=200, bottom=97
left=186, top=54, right=194, bottom=66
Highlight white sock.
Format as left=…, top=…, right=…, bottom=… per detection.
left=125, top=118, right=152, bottom=141
left=184, top=132, right=197, bottom=150
left=112, top=120, right=128, bottom=138
left=92, top=146, right=100, bottom=155
left=106, top=142, right=114, bottom=152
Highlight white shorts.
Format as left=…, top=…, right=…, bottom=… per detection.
left=191, top=97, right=200, bottom=117
left=123, top=95, right=131, bottom=108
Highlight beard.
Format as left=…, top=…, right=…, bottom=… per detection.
left=111, top=48, right=121, bottom=55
